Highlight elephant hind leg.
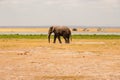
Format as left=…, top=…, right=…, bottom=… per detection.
left=63, top=36, right=68, bottom=43
left=58, top=36, right=62, bottom=43
left=66, top=38, right=70, bottom=43
left=67, top=36, right=70, bottom=43
left=67, top=34, right=71, bottom=43
left=65, top=36, right=70, bottom=43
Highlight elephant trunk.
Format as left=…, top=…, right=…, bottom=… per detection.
left=48, top=32, right=51, bottom=43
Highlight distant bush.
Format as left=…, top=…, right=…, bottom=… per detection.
left=72, top=28, right=77, bottom=31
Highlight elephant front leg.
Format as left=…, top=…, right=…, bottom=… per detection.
left=53, top=35, right=57, bottom=43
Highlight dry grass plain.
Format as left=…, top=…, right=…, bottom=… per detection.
left=0, top=38, right=120, bottom=80
left=0, top=27, right=120, bottom=80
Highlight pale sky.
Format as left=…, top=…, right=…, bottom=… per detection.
left=0, top=0, right=120, bottom=27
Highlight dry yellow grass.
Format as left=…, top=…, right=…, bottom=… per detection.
left=104, top=28, right=120, bottom=32
left=0, top=27, right=120, bottom=33
left=0, top=28, right=49, bottom=32
left=0, top=39, right=120, bottom=80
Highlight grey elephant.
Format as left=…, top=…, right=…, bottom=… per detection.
left=48, top=26, right=71, bottom=43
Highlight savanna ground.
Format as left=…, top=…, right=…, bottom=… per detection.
left=0, top=27, right=120, bottom=80
left=0, top=38, right=120, bottom=80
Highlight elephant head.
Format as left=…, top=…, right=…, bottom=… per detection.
left=48, top=26, right=55, bottom=43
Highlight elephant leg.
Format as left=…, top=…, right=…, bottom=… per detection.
left=67, top=38, right=70, bottom=43
left=58, top=36, right=62, bottom=43
left=66, top=36, right=70, bottom=43
left=53, top=35, right=57, bottom=43
left=63, top=36, right=67, bottom=43
left=63, top=35, right=70, bottom=43
left=65, top=38, right=69, bottom=43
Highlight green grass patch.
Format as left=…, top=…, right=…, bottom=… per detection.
left=0, top=34, right=47, bottom=39
left=0, top=34, right=120, bottom=39
left=72, top=34, right=120, bottom=39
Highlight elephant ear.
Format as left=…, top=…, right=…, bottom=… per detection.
left=51, top=26, right=55, bottom=32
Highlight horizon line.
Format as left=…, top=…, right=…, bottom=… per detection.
left=0, top=25, right=120, bottom=28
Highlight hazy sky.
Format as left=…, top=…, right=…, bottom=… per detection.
left=0, top=0, right=120, bottom=27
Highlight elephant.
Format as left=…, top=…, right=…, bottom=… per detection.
left=48, top=26, right=71, bottom=44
